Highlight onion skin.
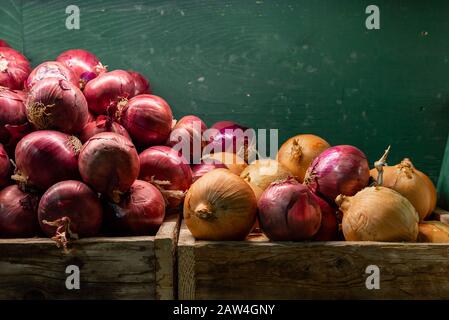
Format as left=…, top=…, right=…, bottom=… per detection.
left=184, top=168, right=257, bottom=240
left=258, top=179, right=322, bottom=241
left=79, top=115, right=130, bottom=143
left=202, top=152, right=247, bottom=175
left=0, top=144, right=11, bottom=188
left=0, top=40, right=10, bottom=48
left=26, top=78, right=88, bottom=134
left=25, top=61, right=77, bottom=91
left=311, top=192, right=338, bottom=241
left=191, top=161, right=228, bottom=182
left=0, top=47, right=31, bottom=90
left=370, top=158, right=437, bottom=220
left=128, top=71, right=151, bottom=96
left=418, top=221, right=449, bottom=243
left=38, top=180, right=103, bottom=238
left=104, top=180, right=166, bottom=236
left=208, top=121, right=252, bottom=162
left=305, top=145, right=370, bottom=204
left=0, top=185, right=40, bottom=238
left=56, top=49, right=107, bottom=88
left=79, top=132, right=140, bottom=202
left=277, top=134, right=330, bottom=182
left=14, top=131, right=81, bottom=190
left=0, top=87, right=31, bottom=152
left=121, top=94, right=173, bottom=147
left=84, top=70, right=135, bottom=115
left=337, top=186, right=419, bottom=242
left=139, top=146, right=192, bottom=208
left=240, top=159, right=292, bottom=191
left=168, top=115, right=207, bottom=163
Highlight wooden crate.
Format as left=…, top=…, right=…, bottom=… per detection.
left=178, top=221, right=449, bottom=300
left=0, top=214, right=181, bottom=300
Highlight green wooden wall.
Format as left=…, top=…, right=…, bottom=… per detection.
left=1, top=1, right=449, bottom=191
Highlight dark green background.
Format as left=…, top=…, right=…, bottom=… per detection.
left=1, top=0, right=449, bottom=204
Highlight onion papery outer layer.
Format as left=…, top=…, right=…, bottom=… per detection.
left=79, top=115, right=130, bottom=143
left=139, top=146, right=192, bottom=209
left=370, top=158, right=437, bottom=221
left=305, top=145, right=370, bottom=204
left=311, top=192, right=338, bottom=241
left=337, top=186, right=419, bottom=242
left=258, top=178, right=322, bottom=241
left=14, top=130, right=82, bottom=191
left=0, top=185, right=40, bottom=238
left=56, top=49, right=107, bottom=89
left=83, top=70, right=135, bottom=115
left=277, top=134, right=330, bottom=182
left=191, top=161, right=228, bottom=183
left=168, top=115, right=207, bottom=164
left=104, top=180, right=166, bottom=236
left=202, top=152, right=247, bottom=175
left=25, top=61, right=77, bottom=91
left=38, top=180, right=103, bottom=248
left=184, top=168, right=257, bottom=240
left=208, top=121, right=253, bottom=162
left=26, top=78, right=89, bottom=134
left=0, top=40, right=11, bottom=48
left=240, top=159, right=292, bottom=191
left=79, top=132, right=140, bottom=203
left=0, top=47, right=31, bottom=90
left=0, top=144, right=11, bottom=188
left=128, top=71, right=151, bottom=96
left=120, top=94, right=173, bottom=147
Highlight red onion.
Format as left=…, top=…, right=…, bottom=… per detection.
left=139, top=146, right=192, bottom=208
left=258, top=178, right=322, bottom=241
left=128, top=71, right=151, bottom=96
left=0, top=185, right=40, bottom=238
left=120, top=94, right=173, bottom=147
left=310, top=192, right=338, bottom=241
left=104, top=180, right=166, bottom=236
left=84, top=70, right=135, bottom=115
left=79, top=115, right=130, bottom=143
left=0, top=87, right=32, bottom=152
left=79, top=132, right=140, bottom=202
left=56, top=49, right=107, bottom=89
left=26, top=78, right=88, bottom=134
left=208, top=120, right=254, bottom=162
left=14, top=130, right=81, bottom=190
left=191, top=161, right=227, bottom=182
left=0, top=40, right=10, bottom=48
left=304, top=145, right=370, bottom=203
left=86, top=110, right=96, bottom=122
left=25, top=61, right=77, bottom=91
left=0, top=47, right=31, bottom=90
left=0, top=144, right=11, bottom=188
left=168, top=115, right=207, bottom=164
left=38, top=180, right=103, bottom=247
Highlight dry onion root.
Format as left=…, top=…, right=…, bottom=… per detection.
left=277, top=134, right=330, bottom=182
left=370, top=158, right=437, bottom=220
left=240, top=159, right=292, bottom=191
left=184, top=168, right=257, bottom=240
left=337, top=186, right=419, bottom=242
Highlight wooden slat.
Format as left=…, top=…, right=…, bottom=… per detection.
left=0, top=216, right=180, bottom=300
left=178, top=221, right=449, bottom=300
left=155, top=212, right=181, bottom=300
left=178, top=222, right=196, bottom=300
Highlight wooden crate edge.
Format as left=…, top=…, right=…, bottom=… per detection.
left=177, top=221, right=196, bottom=300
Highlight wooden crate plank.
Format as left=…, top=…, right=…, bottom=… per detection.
left=15, top=0, right=449, bottom=182
left=0, top=215, right=180, bottom=300
left=178, top=221, right=449, bottom=300
left=155, top=212, right=181, bottom=300
left=178, top=222, right=196, bottom=300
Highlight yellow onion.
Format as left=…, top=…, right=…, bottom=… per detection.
left=370, top=158, right=436, bottom=220
left=418, top=221, right=449, bottom=243
left=184, top=168, right=257, bottom=240
left=277, top=134, right=330, bottom=182
left=246, top=181, right=263, bottom=233
left=240, top=159, right=291, bottom=191
left=337, top=186, right=419, bottom=242
left=202, top=152, right=247, bottom=175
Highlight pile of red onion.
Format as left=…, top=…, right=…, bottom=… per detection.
left=79, top=115, right=130, bottom=143
left=0, top=47, right=31, bottom=90
left=25, top=61, right=78, bottom=91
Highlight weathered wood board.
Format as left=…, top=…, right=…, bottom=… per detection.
left=1, top=0, right=449, bottom=183
left=178, top=222, right=449, bottom=300
left=0, top=214, right=180, bottom=300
